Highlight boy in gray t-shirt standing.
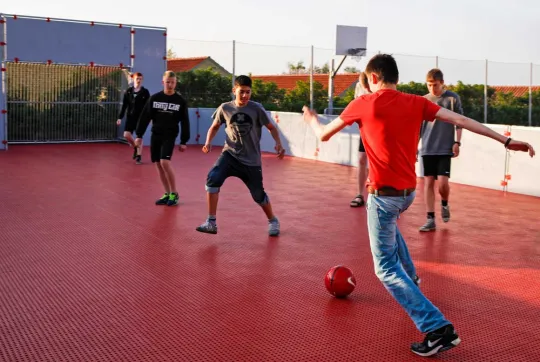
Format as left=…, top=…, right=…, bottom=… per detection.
left=196, top=75, right=285, bottom=236
left=419, top=68, right=463, bottom=232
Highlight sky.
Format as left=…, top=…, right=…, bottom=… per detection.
left=2, top=0, right=540, bottom=85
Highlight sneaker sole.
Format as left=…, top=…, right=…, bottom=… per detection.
left=196, top=227, right=217, bottom=235
left=411, top=337, right=461, bottom=357
left=419, top=228, right=436, bottom=232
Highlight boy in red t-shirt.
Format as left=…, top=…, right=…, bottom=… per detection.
left=303, top=54, right=535, bottom=357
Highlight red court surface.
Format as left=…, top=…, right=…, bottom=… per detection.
left=1, top=143, right=540, bottom=362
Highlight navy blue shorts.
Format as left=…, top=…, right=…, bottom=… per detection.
left=205, top=151, right=268, bottom=205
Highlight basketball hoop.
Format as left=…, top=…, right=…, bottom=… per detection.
left=348, top=48, right=366, bottom=63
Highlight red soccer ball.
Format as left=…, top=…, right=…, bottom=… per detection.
left=325, top=265, right=356, bottom=298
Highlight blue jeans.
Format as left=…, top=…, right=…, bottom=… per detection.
left=366, top=191, right=451, bottom=333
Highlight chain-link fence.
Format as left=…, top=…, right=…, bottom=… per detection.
left=167, top=38, right=540, bottom=127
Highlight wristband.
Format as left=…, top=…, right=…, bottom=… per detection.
left=504, top=138, right=512, bottom=148
left=454, top=141, right=461, bottom=146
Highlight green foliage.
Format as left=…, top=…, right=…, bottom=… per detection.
left=173, top=68, right=538, bottom=126
left=397, top=81, right=428, bottom=96
left=176, top=68, right=232, bottom=107
left=251, top=79, right=286, bottom=111
left=281, top=80, right=328, bottom=114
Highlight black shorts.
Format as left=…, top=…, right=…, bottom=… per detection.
left=150, top=134, right=176, bottom=163
left=205, top=151, right=269, bottom=205
left=422, top=155, right=452, bottom=179
left=358, top=136, right=365, bottom=153
left=124, top=116, right=138, bottom=133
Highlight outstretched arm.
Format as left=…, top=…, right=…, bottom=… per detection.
left=302, top=106, right=348, bottom=142
left=435, top=107, right=535, bottom=156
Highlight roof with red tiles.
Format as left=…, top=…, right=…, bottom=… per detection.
left=167, top=57, right=209, bottom=73
left=491, top=86, right=540, bottom=98
left=251, top=74, right=360, bottom=96
left=167, top=57, right=540, bottom=99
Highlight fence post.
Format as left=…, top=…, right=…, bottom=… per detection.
left=310, top=45, right=314, bottom=110
left=501, top=125, right=512, bottom=193
left=130, top=27, right=135, bottom=71
left=0, top=15, right=7, bottom=150
left=529, top=62, right=533, bottom=127
left=327, top=59, right=335, bottom=115
left=231, top=40, right=235, bottom=100
left=484, top=59, right=488, bottom=124
left=435, top=55, right=438, bottom=68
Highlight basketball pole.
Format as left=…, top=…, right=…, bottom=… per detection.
left=327, top=55, right=348, bottom=115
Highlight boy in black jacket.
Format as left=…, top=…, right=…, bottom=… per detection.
left=117, top=72, right=150, bottom=164
left=135, top=71, right=191, bottom=206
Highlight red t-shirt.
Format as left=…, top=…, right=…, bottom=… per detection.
left=340, top=89, right=441, bottom=190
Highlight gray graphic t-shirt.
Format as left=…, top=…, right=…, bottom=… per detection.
left=213, top=101, right=272, bottom=166
left=420, top=90, right=464, bottom=156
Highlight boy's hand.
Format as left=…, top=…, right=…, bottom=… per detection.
left=302, top=105, right=318, bottom=124
left=202, top=144, right=212, bottom=153
left=452, top=143, right=460, bottom=158
left=507, top=139, right=535, bottom=157
left=178, top=144, right=187, bottom=152
left=275, top=143, right=285, bottom=159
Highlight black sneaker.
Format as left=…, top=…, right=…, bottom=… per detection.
left=135, top=155, right=142, bottom=164
left=155, top=193, right=169, bottom=205
left=167, top=192, right=179, bottom=206
left=411, top=324, right=461, bottom=357
left=132, top=147, right=138, bottom=159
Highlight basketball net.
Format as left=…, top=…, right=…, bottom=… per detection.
left=348, top=48, right=366, bottom=64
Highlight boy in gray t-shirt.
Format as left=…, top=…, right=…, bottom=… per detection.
left=196, top=75, right=285, bottom=236
left=419, top=68, right=463, bottom=232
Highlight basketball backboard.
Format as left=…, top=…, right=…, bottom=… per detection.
left=335, top=25, right=368, bottom=57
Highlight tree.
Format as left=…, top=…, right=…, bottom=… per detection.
left=446, top=81, right=493, bottom=122
left=397, top=81, right=427, bottom=96
left=314, top=63, right=330, bottom=74
left=343, top=66, right=360, bottom=73
left=169, top=63, right=537, bottom=127
left=251, top=79, right=286, bottom=111
left=176, top=68, right=231, bottom=107
left=167, top=48, right=177, bottom=59
left=281, top=80, right=327, bottom=113
left=287, top=61, right=306, bottom=74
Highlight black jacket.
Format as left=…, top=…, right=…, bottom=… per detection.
left=118, top=86, right=150, bottom=120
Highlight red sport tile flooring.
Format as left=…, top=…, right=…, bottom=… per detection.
left=1, top=143, right=539, bottom=361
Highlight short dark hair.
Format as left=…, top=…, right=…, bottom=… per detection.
left=234, top=75, right=252, bottom=88
left=365, top=54, right=399, bottom=84
left=360, top=71, right=370, bottom=92
left=426, top=68, right=444, bottom=82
